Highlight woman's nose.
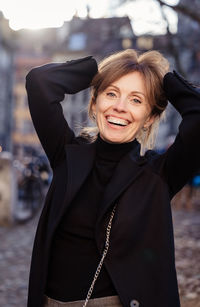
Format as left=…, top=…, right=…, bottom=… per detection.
left=113, top=98, right=127, bottom=112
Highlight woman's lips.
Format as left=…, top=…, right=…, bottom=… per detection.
left=106, top=115, right=129, bottom=126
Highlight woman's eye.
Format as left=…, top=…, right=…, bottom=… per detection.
left=106, top=92, right=117, bottom=98
left=131, top=98, right=141, bottom=104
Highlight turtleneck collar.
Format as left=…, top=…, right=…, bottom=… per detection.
left=95, top=134, right=140, bottom=162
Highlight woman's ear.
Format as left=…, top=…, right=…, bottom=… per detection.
left=91, top=100, right=96, bottom=112
left=91, top=97, right=96, bottom=119
left=143, top=115, right=156, bottom=129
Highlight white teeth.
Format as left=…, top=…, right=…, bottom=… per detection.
left=107, top=116, right=129, bottom=126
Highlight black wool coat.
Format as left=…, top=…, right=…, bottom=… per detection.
left=25, top=56, right=200, bottom=307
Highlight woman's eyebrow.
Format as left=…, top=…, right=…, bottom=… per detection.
left=131, top=91, right=146, bottom=97
left=108, top=84, right=146, bottom=97
left=107, top=84, right=119, bottom=90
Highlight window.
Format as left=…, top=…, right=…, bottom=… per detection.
left=68, top=33, right=86, bottom=51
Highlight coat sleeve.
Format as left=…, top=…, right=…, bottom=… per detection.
left=157, top=71, right=200, bottom=197
left=25, top=56, right=98, bottom=169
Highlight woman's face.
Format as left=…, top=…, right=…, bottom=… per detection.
left=92, top=71, right=155, bottom=144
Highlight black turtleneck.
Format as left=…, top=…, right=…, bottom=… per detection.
left=46, top=135, right=137, bottom=302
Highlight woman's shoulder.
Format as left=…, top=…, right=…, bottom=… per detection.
left=142, top=149, right=167, bottom=175
left=143, top=149, right=161, bottom=163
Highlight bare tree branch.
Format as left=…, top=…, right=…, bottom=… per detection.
left=156, top=0, right=200, bottom=24
left=119, top=0, right=200, bottom=24
left=158, top=2, right=186, bottom=76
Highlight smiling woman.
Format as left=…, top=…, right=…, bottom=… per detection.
left=86, top=49, right=169, bottom=150
left=91, top=71, right=154, bottom=144
left=25, top=49, right=200, bottom=307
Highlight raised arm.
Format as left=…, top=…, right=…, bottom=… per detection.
left=156, top=71, right=200, bottom=197
left=26, top=56, right=98, bottom=169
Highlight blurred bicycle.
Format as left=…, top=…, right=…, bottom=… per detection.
left=15, top=157, right=50, bottom=222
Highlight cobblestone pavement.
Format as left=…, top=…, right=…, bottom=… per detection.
left=0, top=208, right=200, bottom=307
left=173, top=210, right=200, bottom=307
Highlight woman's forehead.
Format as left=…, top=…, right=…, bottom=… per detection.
left=105, top=71, right=146, bottom=94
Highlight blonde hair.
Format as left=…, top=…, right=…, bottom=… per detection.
left=81, top=49, right=170, bottom=153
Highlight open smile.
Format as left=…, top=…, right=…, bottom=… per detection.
left=106, top=116, right=130, bottom=127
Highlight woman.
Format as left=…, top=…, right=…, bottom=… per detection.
left=26, top=49, right=200, bottom=307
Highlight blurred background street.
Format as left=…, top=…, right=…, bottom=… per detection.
left=0, top=0, right=199, bottom=306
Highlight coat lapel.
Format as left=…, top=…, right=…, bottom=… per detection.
left=65, top=142, right=96, bottom=206
left=95, top=143, right=146, bottom=230
left=48, top=142, right=96, bottom=237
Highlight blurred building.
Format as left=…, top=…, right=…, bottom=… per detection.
left=10, top=26, right=57, bottom=158
left=0, top=12, right=14, bottom=152
left=55, top=15, right=134, bottom=60
left=13, top=54, right=51, bottom=159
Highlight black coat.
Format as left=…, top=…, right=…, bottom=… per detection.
left=26, top=56, right=200, bottom=307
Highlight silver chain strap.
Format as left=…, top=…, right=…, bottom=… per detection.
left=82, top=204, right=117, bottom=307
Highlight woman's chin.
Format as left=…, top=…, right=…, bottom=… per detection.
left=101, top=134, right=130, bottom=144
